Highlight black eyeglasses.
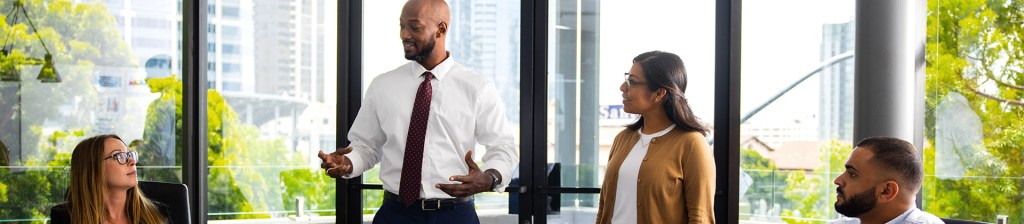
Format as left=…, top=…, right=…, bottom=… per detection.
left=624, top=73, right=648, bottom=90
left=103, top=151, right=138, bottom=165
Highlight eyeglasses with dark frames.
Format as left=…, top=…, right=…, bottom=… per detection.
left=624, top=73, right=648, bottom=90
left=103, top=151, right=138, bottom=165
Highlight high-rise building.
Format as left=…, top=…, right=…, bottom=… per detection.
left=103, top=0, right=335, bottom=156
left=819, top=21, right=854, bottom=141
left=103, top=0, right=256, bottom=93
left=253, top=0, right=326, bottom=103
left=448, top=0, right=521, bottom=122
left=209, top=0, right=257, bottom=93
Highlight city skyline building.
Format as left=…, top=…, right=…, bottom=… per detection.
left=101, top=0, right=335, bottom=160
left=254, top=0, right=327, bottom=103
left=448, top=0, right=521, bottom=123
left=818, top=21, right=855, bottom=141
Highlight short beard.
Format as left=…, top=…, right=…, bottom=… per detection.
left=835, top=186, right=878, bottom=217
left=406, top=37, right=437, bottom=62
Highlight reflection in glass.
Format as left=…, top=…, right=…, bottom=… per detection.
left=925, top=0, right=1024, bottom=221
left=738, top=0, right=854, bottom=222
left=209, top=0, right=339, bottom=221
left=0, top=0, right=180, bottom=222
left=547, top=0, right=715, bottom=223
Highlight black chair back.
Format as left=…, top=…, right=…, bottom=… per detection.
left=941, top=218, right=989, bottom=224
left=138, top=181, right=191, bottom=224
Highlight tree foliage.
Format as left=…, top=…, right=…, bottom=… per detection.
left=926, top=0, right=1024, bottom=221
left=0, top=0, right=131, bottom=222
left=144, top=75, right=320, bottom=220
left=780, top=141, right=851, bottom=224
left=0, top=130, right=78, bottom=223
left=0, top=0, right=334, bottom=222
left=740, top=147, right=790, bottom=218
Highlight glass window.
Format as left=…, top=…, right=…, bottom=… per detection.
left=208, top=0, right=338, bottom=221
left=222, top=6, right=240, bottom=19
left=134, top=17, right=171, bottom=30
left=545, top=0, right=716, bottom=222
left=134, top=37, right=171, bottom=49
left=738, top=0, right=855, bottom=222
left=924, top=0, right=1023, bottom=222
left=223, top=25, right=241, bottom=40
left=0, top=0, right=181, bottom=222
left=222, top=63, right=241, bottom=73
left=222, top=44, right=241, bottom=55
left=222, top=82, right=240, bottom=91
left=362, top=0, right=520, bottom=222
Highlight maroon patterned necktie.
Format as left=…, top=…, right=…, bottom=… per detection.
left=399, top=71, right=433, bottom=206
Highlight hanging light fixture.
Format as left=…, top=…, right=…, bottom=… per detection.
left=37, top=53, right=58, bottom=82
left=0, top=0, right=60, bottom=83
left=0, top=50, right=18, bottom=81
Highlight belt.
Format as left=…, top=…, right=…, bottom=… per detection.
left=384, top=191, right=472, bottom=211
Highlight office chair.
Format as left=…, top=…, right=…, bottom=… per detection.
left=53, top=181, right=190, bottom=224
left=138, top=181, right=191, bottom=224
left=941, top=218, right=989, bottom=224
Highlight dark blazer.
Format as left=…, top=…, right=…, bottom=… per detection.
left=49, top=203, right=70, bottom=224
left=48, top=202, right=171, bottom=224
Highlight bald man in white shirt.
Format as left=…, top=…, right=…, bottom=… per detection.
left=317, top=0, right=517, bottom=223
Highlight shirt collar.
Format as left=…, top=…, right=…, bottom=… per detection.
left=884, top=207, right=917, bottom=224
left=411, top=51, right=455, bottom=81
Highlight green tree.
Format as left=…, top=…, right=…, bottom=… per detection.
left=780, top=141, right=851, bottom=224
left=144, top=75, right=305, bottom=220
left=0, top=0, right=324, bottom=222
left=926, top=0, right=1024, bottom=221
left=0, top=129, right=80, bottom=223
left=740, top=147, right=790, bottom=217
left=0, top=0, right=133, bottom=222
left=0, top=0, right=135, bottom=159
left=280, top=168, right=337, bottom=216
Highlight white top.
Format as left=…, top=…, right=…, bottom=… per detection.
left=342, top=55, right=518, bottom=198
left=612, top=124, right=676, bottom=224
left=832, top=207, right=945, bottom=224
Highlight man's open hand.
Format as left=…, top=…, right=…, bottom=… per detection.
left=318, top=147, right=353, bottom=178
left=436, top=150, right=496, bottom=197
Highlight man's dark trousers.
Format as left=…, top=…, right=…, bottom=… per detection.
left=372, top=196, right=480, bottom=224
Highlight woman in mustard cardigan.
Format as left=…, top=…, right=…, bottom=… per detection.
left=596, top=51, right=716, bottom=224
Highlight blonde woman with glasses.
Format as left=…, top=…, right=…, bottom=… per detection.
left=50, top=134, right=166, bottom=224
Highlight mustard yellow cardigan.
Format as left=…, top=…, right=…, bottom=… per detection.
left=596, top=128, right=716, bottom=224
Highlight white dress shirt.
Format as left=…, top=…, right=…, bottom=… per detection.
left=342, top=55, right=518, bottom=199
left=612, top=124, right=676, bottom=224
left=832, top=207, right=945, bottom=224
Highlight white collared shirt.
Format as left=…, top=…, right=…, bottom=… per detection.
left=612, top=124, right=676, bottom=224
left=342, top=55, right=518, bottom=199
left=832, top=207, right=945, bottom=224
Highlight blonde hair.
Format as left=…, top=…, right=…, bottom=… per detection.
left=67, top=134, right=166, bottom=224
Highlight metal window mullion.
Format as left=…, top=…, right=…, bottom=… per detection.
left=338, top=0, right=363, bottom=223
left=523, top=0, right=549, bottom=223
left=714, top=0, right=741, bottom=223
left=182, top=0, right=209, bottom=223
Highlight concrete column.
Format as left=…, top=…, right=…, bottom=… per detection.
left=853, top=0, right=926, bottom=145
